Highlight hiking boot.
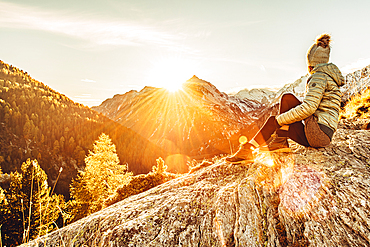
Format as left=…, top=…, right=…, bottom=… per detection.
left=225, top=143, right=254, bottom=164
left=258, top=134, right=291, bottom=153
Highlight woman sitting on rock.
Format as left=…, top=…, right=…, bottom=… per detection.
left=226, top=33, right=345, bottom=163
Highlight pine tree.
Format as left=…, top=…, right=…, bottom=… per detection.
left=60, top=136, right=65, bottom=151
left=23, top=118, right=32, bottom=140
left=73, top=145, right=85, bottom=166
left=68, top=133, right=132, bottom=223
left=0, top=159, right=65, bottom=246
left=53, top=140, right=60, bottom=155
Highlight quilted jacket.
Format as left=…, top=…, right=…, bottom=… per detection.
left=276, top=63, right=345, bottom=132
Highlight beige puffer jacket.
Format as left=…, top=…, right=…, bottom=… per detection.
left=276, top=63, right=345, bottom=132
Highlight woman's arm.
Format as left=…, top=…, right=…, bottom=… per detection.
left=276, top=72, right=328, bottom=126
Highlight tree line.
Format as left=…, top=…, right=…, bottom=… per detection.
left=0, top=60, right=168, bottom=198
left=0, top=133, right=177, bottom=246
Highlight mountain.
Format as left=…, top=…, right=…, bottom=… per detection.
left=233, top=88, right=277, bottom=105
left=0, top=60, right=168, bottom=198
left=93, top=76, right=267, bottom=160
left=341, top=64, right=370, bottom=102
left=24, top=117, right=370, bottom=247
left=92, top=63, right=370, bottom=173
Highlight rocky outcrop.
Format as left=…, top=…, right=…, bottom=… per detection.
left=341, top=65, right=370, bottom=102
left=24, top=122, right=370, bottom=247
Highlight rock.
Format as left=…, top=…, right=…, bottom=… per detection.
left=24, top=126, right=370, bottom=247
left=341, top=64, right=370, bottom=103
left=338, top=117, right=370, bottom=130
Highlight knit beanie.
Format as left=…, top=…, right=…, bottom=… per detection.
left=307, top=34, right=331, bottom=67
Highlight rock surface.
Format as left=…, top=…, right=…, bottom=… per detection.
left=24, top=125, right=370, bottom=247
left=341, top=64, right=370, bottom=102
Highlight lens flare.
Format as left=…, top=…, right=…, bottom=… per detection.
left=239, top=136, right=248, bottom=145
left=279, top=164, right=334, bottom=220
left=252, top=152, right=334, bottom=220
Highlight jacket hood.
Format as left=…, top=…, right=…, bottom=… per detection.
left=312, top=63, right=345, bottom=87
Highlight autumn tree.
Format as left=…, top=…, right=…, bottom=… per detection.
left=68, top=133, right=132, bottom=223
left=0, top=159, right=65, bottom=246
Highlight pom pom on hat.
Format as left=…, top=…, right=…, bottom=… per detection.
left=316, top=34, right=331, bottom=48
left=307, top=33, right=331, bottom=68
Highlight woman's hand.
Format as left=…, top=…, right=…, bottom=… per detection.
left=273, top=116, right=281, bottom=129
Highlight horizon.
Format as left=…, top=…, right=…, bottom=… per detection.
left=1, top=0, right=370, bottom=107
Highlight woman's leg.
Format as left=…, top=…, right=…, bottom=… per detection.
left=251, top=93, right=310, bottom=147
left=277, top=122, right=310, bottom=147
left=278, top=93, right=310, bottom=147
left=226, top=93, right=310, bottom=162
left=250, top=116, right=280, bottom=147
left=279, top=93, right=301, bottom=113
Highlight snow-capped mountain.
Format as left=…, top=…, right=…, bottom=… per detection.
left=273, top=75, right=308, bottom=102
left=234, top=88, right=277, bottom=105
left=232, top=75, right=309, bottom=106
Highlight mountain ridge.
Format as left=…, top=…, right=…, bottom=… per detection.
left=92, top=76, right=269, bottom=162
left=92, top=65, right=370, bottom=166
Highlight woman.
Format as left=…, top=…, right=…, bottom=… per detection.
left=226, top=34, right=345, bottom=163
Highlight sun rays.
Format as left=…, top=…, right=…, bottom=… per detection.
left=114, top=84, right=196, bottom=150
left=145, top=58, right=199, bottom=93
left=111, top=75, right=226, bottom=158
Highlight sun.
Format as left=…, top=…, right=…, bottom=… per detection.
left=146, top=58, right=197, bottom=92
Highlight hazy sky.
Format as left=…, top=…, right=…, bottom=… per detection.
left=1, top=0, right=370, bottom=106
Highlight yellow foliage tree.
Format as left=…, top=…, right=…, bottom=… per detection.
left=68, top=133, right=132, bottom=223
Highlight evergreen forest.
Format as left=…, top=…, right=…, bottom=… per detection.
left=0, top=60, right=175, bottom=246
left=0, top=60, right=168, bottom=198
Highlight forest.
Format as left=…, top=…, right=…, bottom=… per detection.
left=0, top=61, right=176, bottom=246
left=0, top=60, right=169, bottom=197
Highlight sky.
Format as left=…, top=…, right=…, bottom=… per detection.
left=1, top=0, right=370, bottom=107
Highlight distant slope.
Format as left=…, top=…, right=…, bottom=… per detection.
left=234, top=87, right=277, bottom=105
left=0, top=60, right=168, bottom=198
left=93, top=76, right=266, bottom=159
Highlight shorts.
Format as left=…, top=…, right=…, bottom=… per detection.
left=304, top=115, right=331, bottom=148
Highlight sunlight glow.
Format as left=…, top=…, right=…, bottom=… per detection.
left=146, top=58, right=197, bottom=92
left=254, top=151, right=275, bottom=167
left=113, top=78, right=210, bottom=158
left=265, top=158, right=275, bottom=167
